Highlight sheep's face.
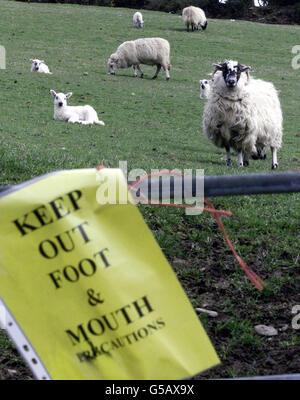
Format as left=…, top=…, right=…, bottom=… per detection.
left=200, top=80, right=210, bottom=90
left=213, top=60, right=251, bottom=89
left=200, top=80, right=211, bottom=99
left=107, top=56, right=119, bottom=75
left=50, top=90, right=72, bottom=107
left=30, top=59, right=44, bottom=72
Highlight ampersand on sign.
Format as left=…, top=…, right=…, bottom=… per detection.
left=87, top=288, right=104, bottom=306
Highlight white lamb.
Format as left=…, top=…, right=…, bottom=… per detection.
left=182, top=6, right=207, bottom=32
left=200, top=79, right=211, bottom=99
left=203, top=60, right=282, bottom=169
left=133, top=12, right=144, bottom=28
left=108, top=37, right=171, bottom=80
left=50, top=90, right=105, bottom=126
left=30, top=59, right=52, bottom=74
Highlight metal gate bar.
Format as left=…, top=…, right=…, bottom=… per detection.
left=1, top=171, right=300, bottom=197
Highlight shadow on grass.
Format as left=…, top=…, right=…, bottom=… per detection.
left=103, top=73, right=173, bottom=81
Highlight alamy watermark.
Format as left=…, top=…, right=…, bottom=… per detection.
left=0, top=46, right=6, bottom=70
left=291, top=305, right=300, bottom=330
left=292, top=45, right=300, bottom=70
left=96, top=161, right=204, bottom=215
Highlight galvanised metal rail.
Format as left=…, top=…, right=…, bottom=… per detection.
left=1, top=171, right=300, bottom=197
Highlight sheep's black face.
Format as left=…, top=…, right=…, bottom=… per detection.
left=214, top=60, right=251, bottom=89
left=222, top=61, right=241, bottom=88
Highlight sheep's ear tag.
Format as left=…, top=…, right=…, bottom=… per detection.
left=0, top=168, right=219, bottom=380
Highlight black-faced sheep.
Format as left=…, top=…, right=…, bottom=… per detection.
left=203, top=60, right=282, bottom=169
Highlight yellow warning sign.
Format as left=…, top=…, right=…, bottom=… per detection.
left=0, top=168, right=219, bottom=380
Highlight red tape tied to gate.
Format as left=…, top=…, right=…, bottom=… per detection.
left=97, top=166, right=265, bottom=291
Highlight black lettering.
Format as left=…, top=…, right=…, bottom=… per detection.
left=48, top=270, right=63, bottom=289
left=94, top=248, right=110, bottom=268
left=78, top=258, right=97, bottom=277
left=115, top=304, right=134, bottom=324
left=72, top=222, right=91, bottom=244
left=55, top=230, right=75, bottom=253
left=137, top=327, right=148, bottom=339
left=13, top=213, right=38, bottom=236
left=156, top=317, right=166, bottom=328
left=49, top=197, right=70, bottom=220
left=133, top=296, right=153, bottom=317
left=102, top=313, right=119, bottom=330
left=66, top=325, right=89, bottom=345
left=100, top=342, right=110, bottom=354
left=147, top=323, right=158, bottom=332
left=63, top=265, right=80, bottom=282
left=39, top=239, right=58, bottom=259
left=88, top=319, right=105, bottom=336
left=67, top=190, right=82, bottom=211
left=33, top=206, right=53, bottom=227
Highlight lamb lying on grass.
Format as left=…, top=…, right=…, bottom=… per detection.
left=50, top=90, right=105, bottom=126
left=30, top=59, right=52, bottom=74
left=108, top=37, right=171, bottom=80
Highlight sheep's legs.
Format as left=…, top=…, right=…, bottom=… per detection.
left=133, top=65, right=143, bottom=78
left=161, top=64, right=170, bottom=81
left=237, top=151, right=244, bottom=166
left=152, top=65, right=161, bottom=80
left=225, top=146, right=232, bottom=166
left=67, top=116, right=80, bottom=124
left=238, top=151, right=249, bottom=167
left=271, top=147, right=278, bottom=169
left=243, top=153, right=250, bottom=167
left=137, top=65, right=143, bottom=78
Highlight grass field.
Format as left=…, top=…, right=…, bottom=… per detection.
left=0, top=0, right=300, bottom=380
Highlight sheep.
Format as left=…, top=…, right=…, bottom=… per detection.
left=50, top=90, right=105, bottom=126
left=199, top=79, right=211, bottom=99
left=107, top=37, right=171, bottom=80
left=30, top=59, right=52, bottom=74
left=133, top=12, right=144, bottom=29
left=182, top=6, right=207, bottom=32
left=203, top=60, right=282, bottom=169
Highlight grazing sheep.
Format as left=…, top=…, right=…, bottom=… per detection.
left=133, top=12, right=144, bottom=28
left=203, top=60, right=282, bottom=169
left=200, top=79, right=211, bottom=99
left=182, top=6, right=207, bottom=32
left=30, top=59, right=52, bottom=74
left=107, top=37, right=171, bottom=80
left=50, top=90, right=105, bottom=126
